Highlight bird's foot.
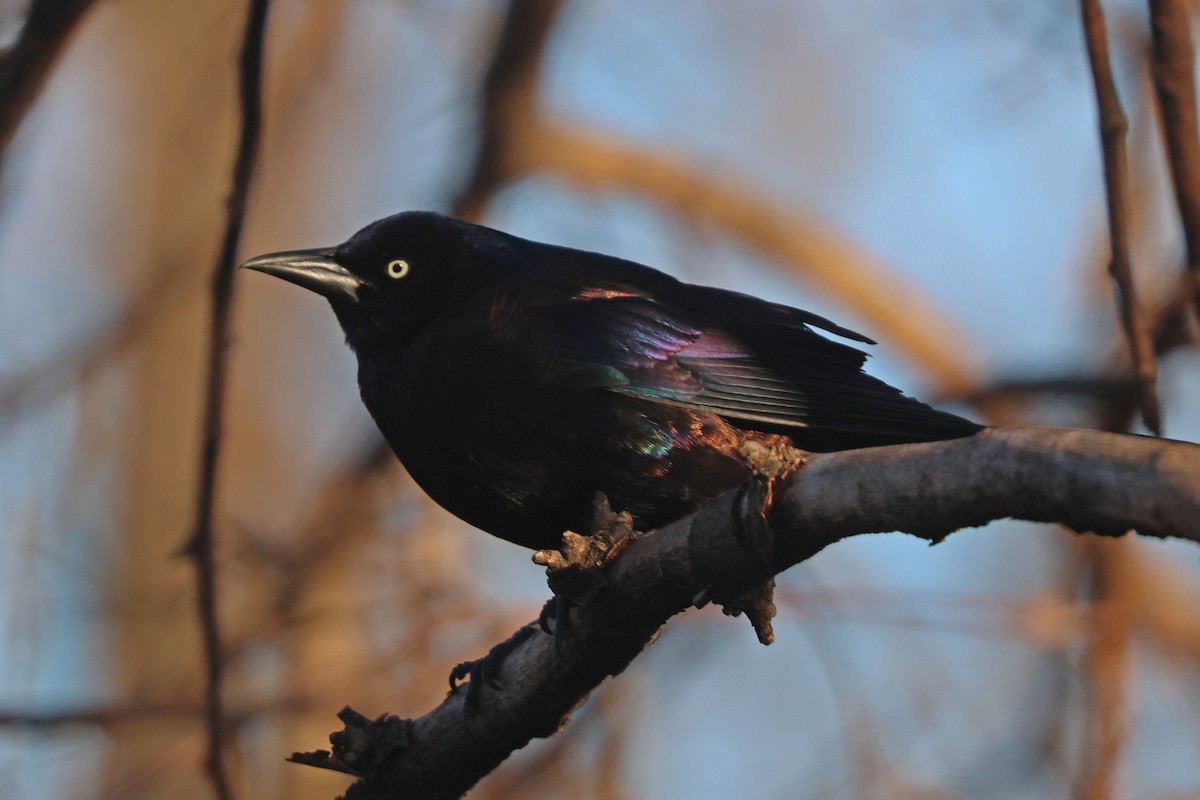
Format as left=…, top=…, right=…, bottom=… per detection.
left=738, top=438, right=806, bottom=509
left=448, top=496, right=638, bottom=714
left=288, top=706, right=412, bottom=778
left=532, top=493, right=640, bottom=649
left=700, top=439, right=804, bottom=646
left=533, top=493, right=638, bottom=602
left=537, top=594, right=574, bottom=655
left=448, top=622, right=539, bottom=716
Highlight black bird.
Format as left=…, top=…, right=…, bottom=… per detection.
left=244, top=212, right=981, bottom=551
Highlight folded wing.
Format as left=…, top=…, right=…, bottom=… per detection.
left=535, top=282, right=980, bottom=449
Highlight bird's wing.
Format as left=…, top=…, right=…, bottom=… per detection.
left=531, top=283, right=979, bottom=445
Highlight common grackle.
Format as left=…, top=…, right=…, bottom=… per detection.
left=244, top=212, right=981, bottom=551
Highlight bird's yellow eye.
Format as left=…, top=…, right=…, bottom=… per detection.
left=386, top=259, right=410, bottom=279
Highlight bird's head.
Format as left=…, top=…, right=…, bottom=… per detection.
left=242, top=211, right=497, bottom=351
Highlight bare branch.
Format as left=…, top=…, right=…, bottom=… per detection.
left=0, top=0, right=97, bottom=156
left=0, top=703, right=201, bottom=728
left=0, top=697, right=311, bottom=729
left=1076, top=541, right=1135, bottom=800
left=184, top=2, right=271, bottom=798
left=1079, top=0, right=1161, bottom=433
left=302, top=426, right=1200, bottom=799
left=946, top=268, right=1196, bottom=433
left=1148, top=0, right=1200, bottom=322
left=454, top=0, right=562, bottom=220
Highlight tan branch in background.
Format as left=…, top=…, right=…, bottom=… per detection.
left=454, top=0, right=561, bottom=221
left=0, top=0, right=98, bottom=155
left=517, top=122, right=984, bottom=399
left=1079, top=0, right=1161, bottom=434
left=1148, top=0, right=1200, bottom=322
left=1076, top=540, right=1135, bottom=800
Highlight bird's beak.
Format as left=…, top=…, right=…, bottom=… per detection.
left=241, top=247, right=363, bottom=303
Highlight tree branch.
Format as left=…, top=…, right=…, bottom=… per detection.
left=454, top=0, right=561, bottom=221
left=184, top=2, right=271, bottom=799
left=0, top=0, right=98, bottom=156
left=299, top=426, right=1200, bottom=799
left=1079, top=0, right=1161, bottom=434
left=0, top=697, right=312, bottom=728
left=1147, top=0, right=1200, bottom=323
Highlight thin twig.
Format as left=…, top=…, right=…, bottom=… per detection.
left=1147, top=0, right=1200, bottom=322
left=0, top=0, right=97, bottom=156
left=1079, top=0, right=1161, bottom=434
left=184, top=1, right=271, bottom=799
left=946, top=277, right=1195, bottom=430
left=0, top=697, right=312, bottom=728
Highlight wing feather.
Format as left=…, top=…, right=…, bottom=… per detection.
left=528, top=282, right=979, bottom=446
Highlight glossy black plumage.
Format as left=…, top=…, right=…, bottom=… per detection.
left=244, top=212, right=981, bottom=550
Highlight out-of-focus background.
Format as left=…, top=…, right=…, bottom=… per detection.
left=3, top=0, right=1200, bottom=798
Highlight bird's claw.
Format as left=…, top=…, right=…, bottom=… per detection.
left=450, top=493, right=638, bottom=716
left=534, top=494, right=638, bottom=598
left=704, top=440, right=800, bottom=646
left=537, top=594, right=576, bottom=657
left=738, top=438, right=806, bottom=510
left=532, top=493, right=640, bottom=652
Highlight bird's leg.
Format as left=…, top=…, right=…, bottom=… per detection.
left=533, top=493, right=640, bottom=651
left=449, top=495, right=638, bottom=715
left=707, top=438, right=807, bottom=645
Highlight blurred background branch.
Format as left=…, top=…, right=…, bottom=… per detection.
left=1147, top=0, right=1200, bottom=322
left=0, top=0, right=97, bottom=155
left=182, top=1, right=271, bottom=798
left=1, top=1, right=1199, bottom=799
left=1079, top=0, right=1161, bottom=434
